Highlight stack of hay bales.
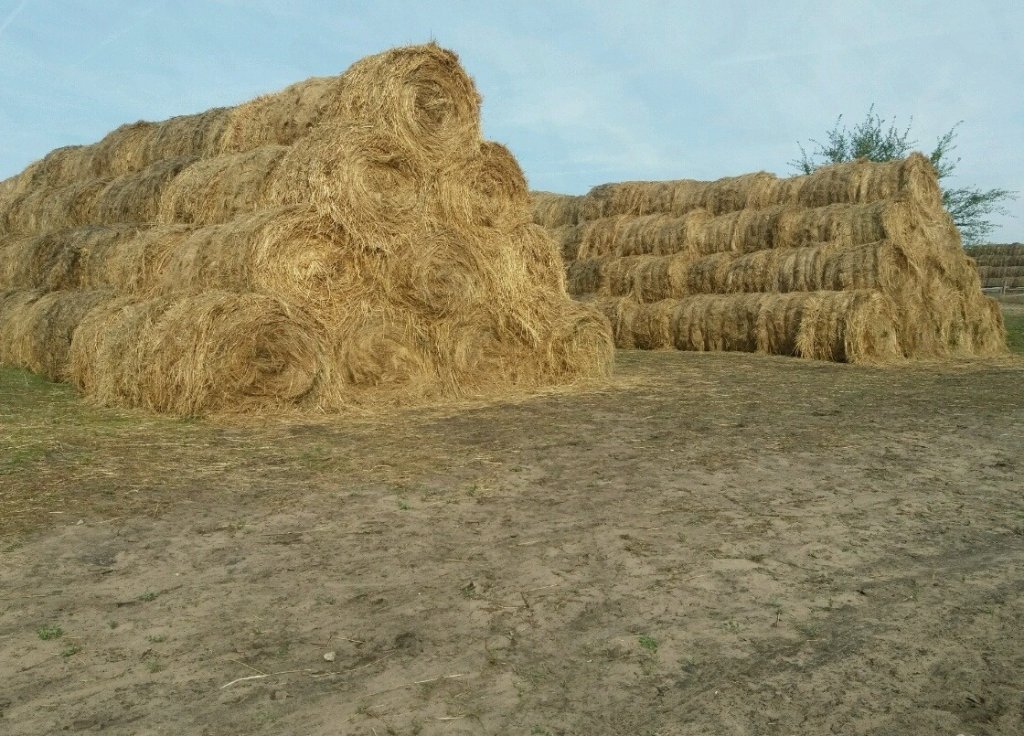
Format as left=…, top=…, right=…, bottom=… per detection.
left=534, top=155, right=1006, bottom=363
left=0, top=44, right=613, bottom=415
left=966, top=243, right=1024, bottom=289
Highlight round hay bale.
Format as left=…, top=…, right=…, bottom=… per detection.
left=70, top=292, right=326, bottom=415
left=271, top=124, right=426, bottom=250
left=157, top=146, right=288, bottom=226
left=0, top=288, right=112, bottom=380
left=333, top=42, right=482, bottom=158
left=432, top=141, right=531, bottom=230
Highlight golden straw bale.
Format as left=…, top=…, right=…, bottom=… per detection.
left=99, top=225, right=193, bottom=295
left=431, top=141, right=531, bottom=230
left=531, top=192, right=583, bottom=229
left=568, top=242, right=911, bottom=300
left=69, top=291, right=326, bottom=415
left=586, top=291, right=901, bottom=363
left=271, top=124, right=426, bottom=249
left=1, top=177, right=110, bottom=236
left=968, top=296, right=1008, bottom=354
left=509, top=223, right=568, bottom=294
left=0, top=288, right=112, bottom=380
left=0, top=224, right=142, bottom=291
left=91, top=156, right=198, bottom=224
left=157, top=146, right=288, bottom=226
left=563, top=201, right=920, bottom=263
left=141, top=108, right=232, bottom=166
left=972, top=257, right=1024, bottom=270
left=332, top=43, right=482, bottom=158
left=786, top=153, right=944, bottom=210
left=221, top=76, right=342, bottom=153
left=569, top=153, right=943, bottom=222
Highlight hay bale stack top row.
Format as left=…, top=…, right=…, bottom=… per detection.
left=0, top=43, right=613, bottom=415
left=533, top=154, right=1006, bottom=362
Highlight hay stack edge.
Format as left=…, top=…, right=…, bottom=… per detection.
left=534, top=154, right=1007, bottom=363
left=0, top=44, right=614, bottom=415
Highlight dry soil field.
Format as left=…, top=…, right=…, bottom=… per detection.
left=2, top=325, right=1023, bottom=735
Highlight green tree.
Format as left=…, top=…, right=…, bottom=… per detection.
left=791, top=106, right=1015, bottom=245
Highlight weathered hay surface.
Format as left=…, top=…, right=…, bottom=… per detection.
left=432, top=141, right=532, bottom=230
left=568, top=240, right=917, bottom=301
left=271, top=124, right=427, bottom=248
left=69, top=292, right=326, bottom=415
left=0, top=288, right=112, bottom=380
left=561, top=200, right=919, bottom=262
left=333, top=43, right=482, bottom=158
left=531, top=191, right=584, bottom=229
left=220, top=77, right=341, bottom=153
left=3, top=112, right=233, bottom=199
left=157, top=146, right=288, bottom=226
left=577, top=154, right=942, bottom=221
left=0, top=43, right=614, bottom=414
left=0, top=224, right=140, bottom=291
left=1, top=178, right=111, bottom=236
left=586, top=291, right=902, bottom=363
left=541, top=153, right=1005, bottom=362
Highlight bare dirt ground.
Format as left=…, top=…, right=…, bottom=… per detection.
left=2, top=345, right=1023, bottom=735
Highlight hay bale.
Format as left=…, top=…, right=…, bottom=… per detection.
left=92, top=156, right=198, bottom=224
left=587, top=291, right=902, bottom=363
left=221, top=76, right=343, bottom=152
left=0, top=288, right=112, bottom=380
left=568, top=240, right=918, bottom=300
left=1, top=178, right=110, bottom=236
left=432, top=141, right=532, bottom=230
left=69, top=291, right=326, bottom=415
left=573, top=154, right=943, bottom=221
left=331, top=43, right=481, bottom=159
left=566, top=201, right=918, bottom=261
left=0, top=224, right=144, bottom=291
left=976, top=265, right=1024, bottom=280
left=157, top=146, right=288, bottom=226
left=531, top=192, right=584, bottom=229
left=966, top=243, right=1024, bottom=258
left=271, top=124, right=427, bottom=249
left=1, top=42, right=615, bottom=413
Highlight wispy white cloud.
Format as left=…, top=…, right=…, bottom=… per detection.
left=0, top=0, right=30, bottom=41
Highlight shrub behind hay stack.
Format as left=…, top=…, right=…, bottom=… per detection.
left=0, top=43, right=613, bottom=414
left=539, top=154, right=1005, bottom=362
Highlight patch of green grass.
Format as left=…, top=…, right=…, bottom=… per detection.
left=0, top=445, right=50, bottom=474
left=1003, top=313, right=1024, bottom=354
left=61, top=643, right=82, bottom=658
left=145, top=657, right=165, bottom=673
left=138, top=591, right=158, bottom=602
left=638, top=634, right=658, bottom=652
left=37, top=625, right=63, bottom=641
left=397, top=498, right=411, bottom=511
left=146, top=634, right=167, bottom=643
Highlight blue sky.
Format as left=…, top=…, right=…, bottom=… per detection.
left=1, top=0, right=1021, bottom=240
